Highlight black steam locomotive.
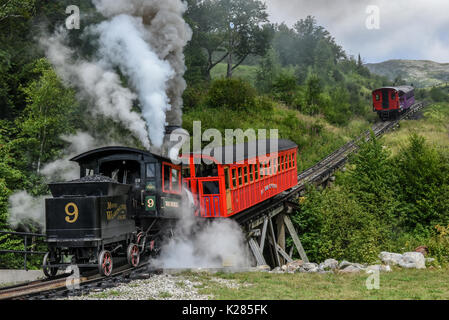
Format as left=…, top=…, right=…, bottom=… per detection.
left=43, top=146, right=187, bottom=277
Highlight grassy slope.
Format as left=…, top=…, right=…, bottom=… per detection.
left=187, top=268, right=449, bottom=300
left=210, top=63, right=259, bottom=87
left=183, top=104, right=372, bottom=172
left=382, top=103, right=449, bottom=156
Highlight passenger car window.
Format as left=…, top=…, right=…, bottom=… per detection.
left=232, top=168, right=237, bottom=189
left=244, top=166, right=248, bottom=184
left=255, top=163, right=259, bottom=180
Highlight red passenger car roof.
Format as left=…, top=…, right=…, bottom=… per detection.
left=194, top=139, right=297, bottom=165
left=373, top=86, right=414, bottom=94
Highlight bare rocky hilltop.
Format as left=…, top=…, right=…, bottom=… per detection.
left=365, top=59, right=449, bottom=88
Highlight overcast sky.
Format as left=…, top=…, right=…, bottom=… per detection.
left=264, top=0, right=449, bottom=63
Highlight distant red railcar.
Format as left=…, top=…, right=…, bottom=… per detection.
left=372, top=86, right=415, bottom=120
left=182, top=139, right=298, bottom=218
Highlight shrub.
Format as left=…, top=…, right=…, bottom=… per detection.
left=428, top=225, right=449, bottom=265
left=294, top=185, right=387, bottom=263
left=395, top=133, right=449, bottom=232
left=324, top=86, right=351, bottom=126
left=272, top=71, right=298, bottom=106
left=429, top=87, right=449, bottom=103
left=206, top=78, right=257, bottom=111
left=183, top=84, right=207, bottom=110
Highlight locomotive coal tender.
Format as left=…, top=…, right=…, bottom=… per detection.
left=43, top=140, right=299, bottom=277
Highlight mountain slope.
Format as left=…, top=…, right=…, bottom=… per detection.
left=365, top=60, right=449, bottom=88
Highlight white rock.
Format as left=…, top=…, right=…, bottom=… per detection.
left=286, top=260, right=304, bottom=272
left=256, top=265, right=271, bottom=272
left=400, top=252, right=426, bottom=269
left=365, top=264, right=391, bottom=273
left=339, top=260, right=365, bottom=270
left=379, top=252, right=404, bottom=266
left=321, top=259, right=339, bottom=271
left=302, top=263, right=319, bottom=272
left=339, top=265, right=363, bottom=273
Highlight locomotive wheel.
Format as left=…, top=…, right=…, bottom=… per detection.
left=127, top=243, right=140, bottom=267
left=42, top=252, right=59, bottom=278
left=98, top=250, right=113, bottom=277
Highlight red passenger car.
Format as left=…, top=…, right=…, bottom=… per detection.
left=372, top=86, right=415, bottom=120
left=182, top=140, right=298, bottom=218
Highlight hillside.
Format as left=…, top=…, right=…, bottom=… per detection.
left=365, top=60, right=449, bottom=88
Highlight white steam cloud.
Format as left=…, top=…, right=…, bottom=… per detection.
left=41, top=31, right=151, bottom=149
left=40, top=131, right=112, bottom=182
left=8, top=192, right=48, bottom=232
left=152, top=194, right=253, bottom=269
left=41, top=0, right=192, bottom=149
left=93, top=14, right=175, bottom=148
left=92, top=0, right=193, bottom=128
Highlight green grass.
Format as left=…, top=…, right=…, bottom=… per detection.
left=210, top=63, right=258, bottom=87
left=158, top=291, right=173, bottom=299
left=383, top=103, right=449, bottom=156
left=186, top=268, right=449, bottom=300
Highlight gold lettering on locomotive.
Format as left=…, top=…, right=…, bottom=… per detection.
left=107, top=202, right=118, bottom=210
left=106, top=204, right=127, bottom=221
left=65, top=203, right=79, bottom=224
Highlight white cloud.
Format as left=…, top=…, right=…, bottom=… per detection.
left=265, top=0, right=449, bottom=63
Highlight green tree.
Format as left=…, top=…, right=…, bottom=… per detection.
left=185, top=0, right=273, bottom=80
left=271, top=70, right=297, bottom=105
left=255, top=47, right=281, bottom=93
left=13, top=59, right=78, bottom=174
left=206, top=78, right=257, bottom=111
left=223, top=0, right=273, bottom=78
left=395, top=133, right=449, bottom=232
left=302, top=72, right=322, bottom=115
left=0, top=0, right=35, bottom=23
left=325, top=85, right=351, bottom=125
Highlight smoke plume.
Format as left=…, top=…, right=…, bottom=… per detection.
left=8, top=192, right=47, bottom=232
left=152, top=193, right=253, bottom=269
left=92, top=0, right=192, bottom=129
left=41, top=0, right=192, bottom=149
left=40, top=131, right=112, bottom=182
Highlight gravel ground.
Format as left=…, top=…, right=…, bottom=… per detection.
left=64, top=274, right=243, bottom=300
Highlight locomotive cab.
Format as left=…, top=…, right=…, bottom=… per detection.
left=71, top=147, right=184, bottom=219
